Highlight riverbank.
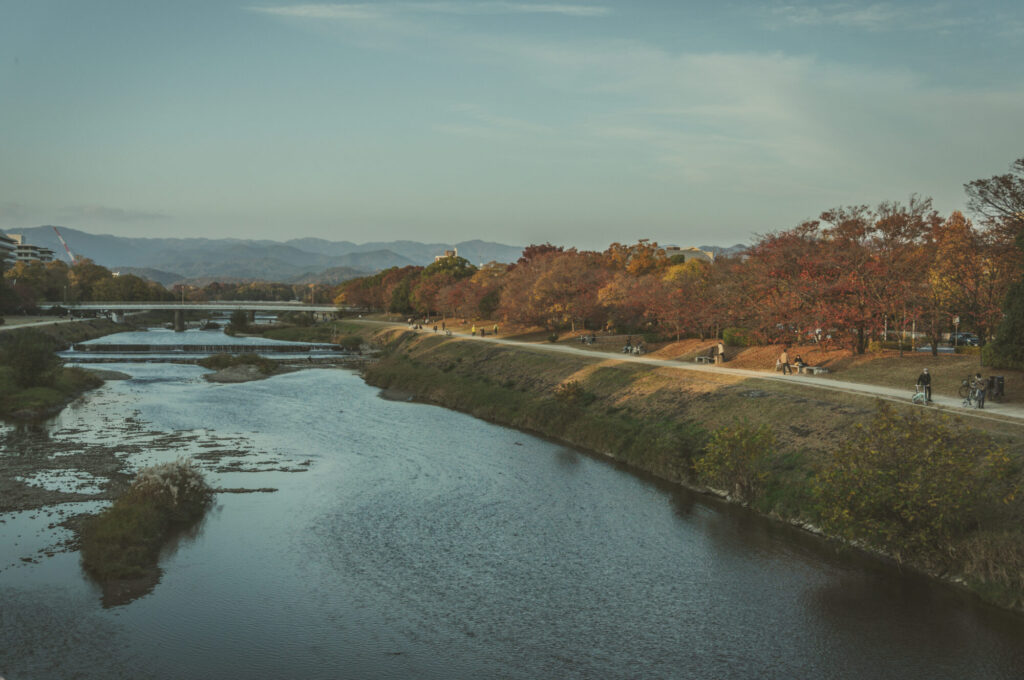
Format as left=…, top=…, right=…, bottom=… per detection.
left=359, top=327, right=1024, bottom=613
left=0, top=319, right=131, bottom=420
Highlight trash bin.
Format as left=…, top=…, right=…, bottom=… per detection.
left=996, top=376, right=1005, bottom=397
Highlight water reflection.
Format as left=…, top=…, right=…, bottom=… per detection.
left=1, top=363, right=1022, bottom=680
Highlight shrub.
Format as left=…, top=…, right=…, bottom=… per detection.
left=81, top=458, right=214, bottom=580
left=199, top=353, right=277, bottom=374
left=722, top=327, right=754, bottom=347
left=553, top=380, right=594, bottom=406
left=694, top=422, right=778, bottom=503
left=335, top=334, right=363, bottom=351
left=226, top=309, right=250, bottom=334
left=279, top=311, right=314, bottom=326
left=814, top=402, right=1018, bottom=564
left=0, top=330, right=61, bottom=388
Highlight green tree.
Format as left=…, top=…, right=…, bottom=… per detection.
left=815, top=403, right=1017, bottom=563
left=694, top=422, right=778, bottom=503
left=966, top=158, right=1024, bottom=367
left=227, top=309, right=250, bottom=334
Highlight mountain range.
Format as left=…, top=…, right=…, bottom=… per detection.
left=6, top=226, right=748, bottom=286
left=10, top=226, right=525, bottom=285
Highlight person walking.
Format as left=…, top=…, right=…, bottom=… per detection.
left=917, top=367, right=932, bottom=403
left=716, top=341, right=725, bottom=365
left=779, top=348, right=791, bottom=375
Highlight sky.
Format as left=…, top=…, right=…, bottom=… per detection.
left=2, top=1, right=1023, bottom=250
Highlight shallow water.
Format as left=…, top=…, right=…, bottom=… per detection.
left=2, top=362, right=1023, bottom=679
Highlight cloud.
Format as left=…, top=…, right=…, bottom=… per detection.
left=58, top=205, right=169, bottom=222
left=0, top=201, right=29, bottom=222
left=249, top=2, right=610, bottom=20
left=765, top=2, right=972, bottom=33
left=437, top=103, right=554, bottom=139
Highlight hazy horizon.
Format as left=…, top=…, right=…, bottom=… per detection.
left=3, top=1, right=1022, bottom=251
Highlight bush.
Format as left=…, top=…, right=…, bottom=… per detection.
left=694, top=422, right=778, bottom=503
left=279, top=311, right=314, bottom=327
left=722, top=327, right=754, bottom=347
left=226, top=309, right=250, bottom=334
left=815, top=402, right=1018, bottom=564
left=198, top=353, right=277, bottom=374
left=553, top=380, right=595, bottom=406
left=983, top=343, right=1024, bottom=370
left=81, top=458, right=213, bottom=580
left=0, top=330, right=61, bottom=388
left=335, top=334, right=363, bottom=351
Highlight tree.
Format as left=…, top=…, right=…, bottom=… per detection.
left=815, top=403, right=1017, bottom=564
left=68, top=259, right=113, bottom=301
left=966, top=158, right=1024, bottom=366
left=964, top=157, right=1024, bottom=245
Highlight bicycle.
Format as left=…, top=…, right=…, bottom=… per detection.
left=959, top=377, right=986, bottom=408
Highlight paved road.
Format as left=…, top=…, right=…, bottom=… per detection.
left=357, top=320, right=1024, bottom=426
left=0, top=317, right=83, bottom=333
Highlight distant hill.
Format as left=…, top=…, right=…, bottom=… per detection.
left=290, top=266, right=369, bottom=285
left=112, top=267, right=186, bottom=287
left=9, top=226, right=522, bottom=282
left=699, top=243, right=748, bottom=258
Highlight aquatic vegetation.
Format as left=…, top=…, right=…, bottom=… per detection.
left=81, top=458, right=214, bottom=580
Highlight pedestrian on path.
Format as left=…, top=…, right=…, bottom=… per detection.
left=779, top=348, right=791, bottom=375
left=917, top=368, right=932, bottom=402
left=716, top=341, right=725, bottom=365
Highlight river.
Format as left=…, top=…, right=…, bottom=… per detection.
left=2, top=335, right=1023, bottom=679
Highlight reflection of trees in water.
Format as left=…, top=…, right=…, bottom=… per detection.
left=2, top=420, right=54, bottom=454
left=96, top=502, right=219, bottom=608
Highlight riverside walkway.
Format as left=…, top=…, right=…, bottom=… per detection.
left=357, top=320, right=1024, bottom=426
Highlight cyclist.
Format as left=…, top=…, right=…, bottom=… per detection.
left=916, top=368, right=932, bottom=403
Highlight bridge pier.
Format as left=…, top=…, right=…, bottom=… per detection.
left=174, top=310, right=185, bottom=332
left=249, top=310, right=256, bottom=324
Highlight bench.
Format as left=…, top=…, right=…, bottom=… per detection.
left=798, top=365, right=830, bottom=375
left=694, top=355, right=714, bottom=364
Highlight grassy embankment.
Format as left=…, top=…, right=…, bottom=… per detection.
left=0, top=319, right=128, bottom=419
left=356, top=327, right=1024, bottom=612
left=80, top=459, right=213, bottom=580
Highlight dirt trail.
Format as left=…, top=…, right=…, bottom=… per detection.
left=356, top=320, right=1024, bottom=426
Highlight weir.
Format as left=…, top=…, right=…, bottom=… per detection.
left=71, top=343, right=342, bottom=353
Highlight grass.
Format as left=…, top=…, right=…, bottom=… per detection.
left=80, top=459, right=213, bottom=581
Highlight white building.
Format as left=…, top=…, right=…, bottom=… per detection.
left=6, top=234, right=56, bottom=263
left=0, top=233, right=16, bottom=270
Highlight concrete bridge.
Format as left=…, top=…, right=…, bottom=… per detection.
left=39, top=301, right=346, bottom=331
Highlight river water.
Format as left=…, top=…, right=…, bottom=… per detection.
left=2, top=339, right=1024, bottom=678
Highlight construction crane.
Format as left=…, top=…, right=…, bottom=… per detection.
left=52, top=226, right=81, bottom=264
